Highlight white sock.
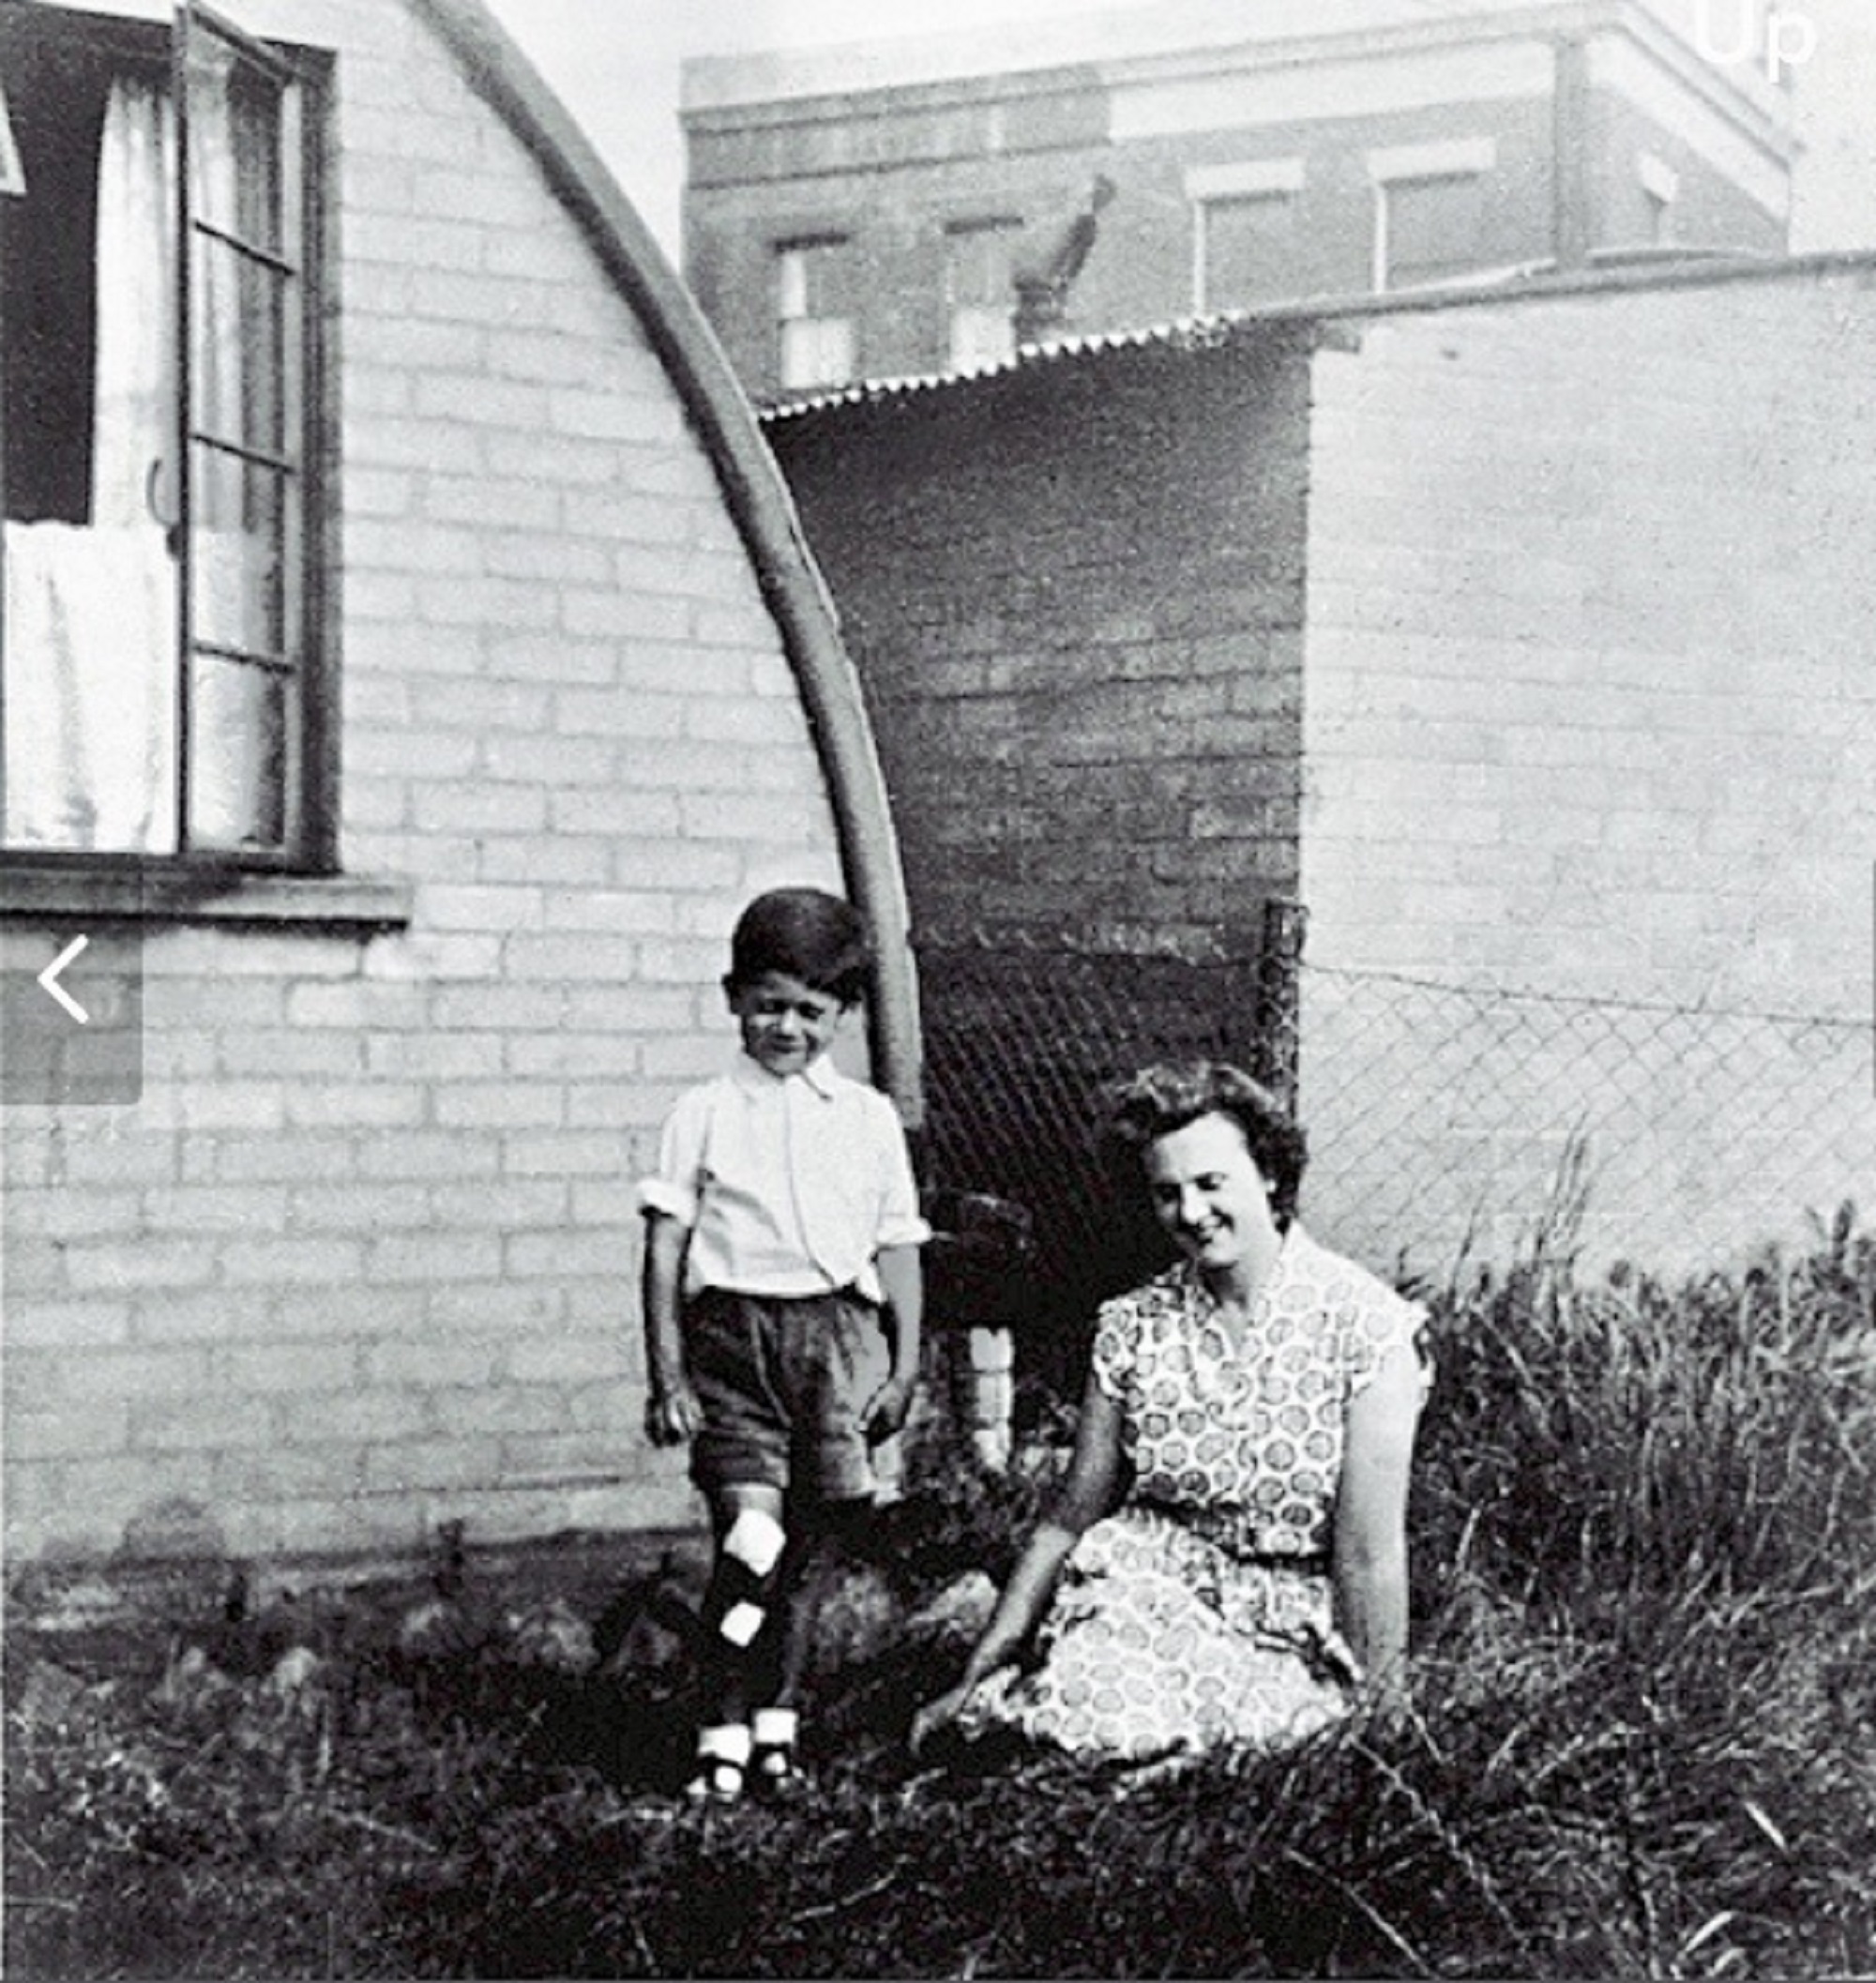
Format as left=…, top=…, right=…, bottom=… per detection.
left=751, top=1706, right=798, bottom=1749
left=695, top=1722, right=751, bottom=1767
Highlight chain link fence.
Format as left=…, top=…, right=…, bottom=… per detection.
left=914, top=915, right=1876, bottom=1371
left=1294, top=962, right=1875, bottom=1284
left=914, top=914, right=1299, bottom=1380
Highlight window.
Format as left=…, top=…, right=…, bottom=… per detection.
left=777, top=235, right=855, bottom=391
left=945, top=217, right=1020, bottom=370
left=1, top=1, right=326, bottom=867
left=1186, top=160, right=1306, bottom=312
left=1195, top=196, right=1297, bottom=311
left=1639, top=152, right=1679, bottom=247
left=1368, top=138, right=1495, bottom=294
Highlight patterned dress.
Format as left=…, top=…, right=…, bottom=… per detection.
left=960, top=1226, right=1430, bottom=1764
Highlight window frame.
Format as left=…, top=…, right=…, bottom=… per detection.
left=1185, top=159, right=1306, bottom=314
left=1366, top=136, right=1495, bottom=295
left=774, top=233, right=855, bottom=392
left=1639, top=151, right=1679, bottom=248
left=0, top=0, right=340, bottom=886
left=942, top=214, right=1022, bottom=371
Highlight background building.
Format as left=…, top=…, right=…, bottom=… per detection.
left=682, top=0, right=1799, bottom=396
left=764, top=257, right=1876, bottom=1294
left=1, top=0, right=915, bottom=1571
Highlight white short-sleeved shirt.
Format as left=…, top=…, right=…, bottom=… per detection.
left=637, top=1052, right=930, bottom=1302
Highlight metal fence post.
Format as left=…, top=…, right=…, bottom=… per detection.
left=1255, top=897, right=1308, bottom=1112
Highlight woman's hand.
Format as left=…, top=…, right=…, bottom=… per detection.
left=643, top=1378, right=702, bottom=1446
left=910, top=1674, right=985, bottom=1752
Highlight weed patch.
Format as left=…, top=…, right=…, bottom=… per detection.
left=8, top=1216, right=1875, bottom=1977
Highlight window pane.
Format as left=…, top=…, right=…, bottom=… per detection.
left=947, top=222, right=1017, bottom=308
left=778, top=246, right=809, bottom=319
left=192, top=446, right=285, bottom=658
left=778, top=240, right=854, bottom=385
left=779, top=237, right=851, bottom=319
left=186, top=31, right=282, bottom=253
left=807, top=237, right=853, bottom=313
left=194, top=231, right=287, bottom=454
left=189, top=652, right=286, bottom=851
left=946, top=221, right=1018, bottom=368
left=950, top=304, right=1013, bottom=371
left=1201, top=193, right=1296, bottom=310
left=779, top=316, right=854, bottom=390
left=1384, top=174, right=1485, bottom=290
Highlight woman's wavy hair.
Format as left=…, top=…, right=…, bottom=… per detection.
left=1100, top=1061, right=1309, bottom=1232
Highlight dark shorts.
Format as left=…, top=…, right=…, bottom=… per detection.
left=685, top=1286, right=890, bottom=1502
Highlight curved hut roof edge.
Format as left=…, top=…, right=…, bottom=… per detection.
left=415, top=0, right=923, bottom=1125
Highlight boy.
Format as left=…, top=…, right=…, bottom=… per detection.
left=638, top=887, right=928, bottom=1802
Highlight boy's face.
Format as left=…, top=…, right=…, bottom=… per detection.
left=728, top=971, right=848, bottom=1078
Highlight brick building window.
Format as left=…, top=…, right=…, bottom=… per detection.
left=1197, top=195, right=1297, bottom=310
left=944, top=217, right=1021, bottom=370
left=777, top=235, right=855, bottom=391
left=1, top=1, right=329, bottom=866
left=1368, top=137, right=1495, bottom=293
left=1640, top=152, right=1679, bottom=247
left=1186, top=160, right=1307, bottom=312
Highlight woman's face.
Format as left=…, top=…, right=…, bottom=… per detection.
left=1142, top=1111, right=1280, bottom=1279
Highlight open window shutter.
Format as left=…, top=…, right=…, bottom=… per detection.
left=174, top=0, right=307, bottom=857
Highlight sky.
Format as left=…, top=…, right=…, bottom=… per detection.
left=483, top=0, right=1111, bottom=265
left=484, top=0, right=1876, bottom=268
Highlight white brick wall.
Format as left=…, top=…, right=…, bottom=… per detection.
left=1, top=0, right=851, bottom=1567
left=1299, top=272, right=1876, bottom=1275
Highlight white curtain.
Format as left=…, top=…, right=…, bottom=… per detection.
left=4, top=74, right=177, bottom=852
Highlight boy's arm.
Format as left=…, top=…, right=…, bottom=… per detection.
left=863, top=1093, right=929, bottom=1445
left=864, top=1242, right=923, bottom=1444
left=641, top=1210, right=700, bottom=1446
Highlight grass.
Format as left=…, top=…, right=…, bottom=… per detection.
left=7, top=1206, right=1875, bottom=1979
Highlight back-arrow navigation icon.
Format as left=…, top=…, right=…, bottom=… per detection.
left=38, top=935, right=91, bottom=1025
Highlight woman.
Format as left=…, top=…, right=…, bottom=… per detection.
left=913, top=1062, right=1430, bottom=1766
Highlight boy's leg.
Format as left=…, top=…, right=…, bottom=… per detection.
left=739, top=1494, right=871, bottom=1794
left=743, top=1291, right=892, bottom=1780
left=691, top=1480, right=788, bottom=1796
left=683, top=1291, right=794, bottom=1795
left=764, top=1494, right=874, bottom=1710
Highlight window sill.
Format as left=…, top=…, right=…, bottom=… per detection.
left=0, top=863, right=414, bottom=933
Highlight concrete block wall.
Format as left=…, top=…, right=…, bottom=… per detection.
left=1, top=0, right=848, bottom=1569
left=769, top=340, right=1313, bottom=952
left=1298, top=267, right=1876, bottom=1274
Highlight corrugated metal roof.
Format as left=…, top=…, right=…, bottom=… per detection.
left=758, top=309, right=1271, bottom=422
left=756, top=250, right=1876, bottom=425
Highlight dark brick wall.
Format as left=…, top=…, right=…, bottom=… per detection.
left=767, top=333, right=1313, bottom=953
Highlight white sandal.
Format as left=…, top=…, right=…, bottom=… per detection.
left=749, top=1706, right=800, bottom=1798
left=684, top=1723, right=751, bottom=1805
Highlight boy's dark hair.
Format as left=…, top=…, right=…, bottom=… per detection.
left=725, top=888, right=871, bottom=1007
left=1100, top=1061, right=1309, bottom=1231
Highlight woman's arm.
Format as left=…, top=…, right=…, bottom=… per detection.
left=1332, top=1339, right=1426, bottom=1689
left=912, top=1368, right=1126, bottom=1744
